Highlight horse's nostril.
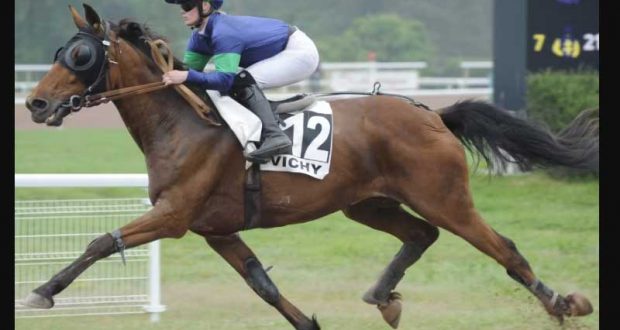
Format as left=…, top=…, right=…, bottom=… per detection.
left=30, top=98, right=49, bottom=110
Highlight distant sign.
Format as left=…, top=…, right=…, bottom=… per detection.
left=527, top=0, right=599, bottom=72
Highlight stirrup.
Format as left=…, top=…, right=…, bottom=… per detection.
left=245, top=142, right=292, bottom=164
left=244, top=153, right=271, bottom=164
left=250, top=142, right=292, bottom=156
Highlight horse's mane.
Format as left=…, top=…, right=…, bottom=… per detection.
left=110, top=18, right=217, bottom=112
left=112, top=18, right=186, bottom=71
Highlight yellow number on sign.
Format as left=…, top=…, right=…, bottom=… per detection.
left=533, top=34, right=546, bottom=52
left=552, top=38, right=581, bottom=58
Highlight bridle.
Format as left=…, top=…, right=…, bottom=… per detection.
left=53, top=20, right=219, bottom=125
left=54, top=21, right=171, bottom=111
left=53, top=23, right=111, bottom=110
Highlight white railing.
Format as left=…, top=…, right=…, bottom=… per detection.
left=15, top=61, right=493, bottom=103
left=460, top=61, right=493, bottom=80
left=15, top=64, right=52, bottom=94
left=460, top=60, right=493, bottom=71
left=14, top=174, right=165, bottom=322
left=418, top=77, right=491, bottom=89
left=16, top=174, right=149, bottom=187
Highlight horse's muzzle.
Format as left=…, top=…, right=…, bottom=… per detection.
left=25, top=96, right=71, bottom=126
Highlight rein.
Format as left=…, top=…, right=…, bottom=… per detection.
left=84, top=40, right=171, bottom=106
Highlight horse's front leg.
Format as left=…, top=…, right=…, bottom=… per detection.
left=21, top=199, right=187, bottom=309
left=205, top=233, right=321, bottom=330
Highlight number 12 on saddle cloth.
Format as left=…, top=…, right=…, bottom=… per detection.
left=206, top=90, right=334, bottom=179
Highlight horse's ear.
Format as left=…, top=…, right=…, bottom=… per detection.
left=68, top=5, right=88, bottom=30
left=83, top=4, right=104, bottom=35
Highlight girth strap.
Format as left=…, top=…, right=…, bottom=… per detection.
left=244, top=163, right=262, bottom=230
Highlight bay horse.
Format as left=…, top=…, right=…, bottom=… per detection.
left=22, top=4, right=597, bottom=329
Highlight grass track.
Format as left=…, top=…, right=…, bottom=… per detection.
left=15, top=129, right=599, bottom=329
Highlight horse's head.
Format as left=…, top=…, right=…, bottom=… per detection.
left=25, top=4, right=115, bottom=126
left=26, top=4, right=217, bottom=129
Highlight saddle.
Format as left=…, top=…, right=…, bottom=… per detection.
left=270, top=94, right=317, bottom=114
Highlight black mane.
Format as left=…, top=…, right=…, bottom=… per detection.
left=110, top=18, right=216, bottom=111
left=112, top=19, right=186, bottom=71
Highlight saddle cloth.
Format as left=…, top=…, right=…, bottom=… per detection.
left=206, top=90, right=334, bottom=179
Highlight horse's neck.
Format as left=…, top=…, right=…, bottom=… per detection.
left=109, top=40, right=207, bottom=153
left=110, top=64, right=176, bottom=149
left=112, top=87, right=240, bottom=200
left=113, top=96, right=162, bottom=152
left=103, top=43, right=241, bottom=200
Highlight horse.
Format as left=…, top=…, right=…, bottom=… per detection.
left=22, top=4, right=597, bottom=329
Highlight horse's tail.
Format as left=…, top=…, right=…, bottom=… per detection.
left=436, top=100, right=599, bottom=173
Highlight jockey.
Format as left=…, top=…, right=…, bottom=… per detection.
left=162, top=0, right=320, bottom=163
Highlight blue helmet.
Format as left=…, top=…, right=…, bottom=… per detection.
left=164, top=0, right=223, bottom=10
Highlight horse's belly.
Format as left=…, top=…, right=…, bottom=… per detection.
left=188, top=196, right=245, bottom=235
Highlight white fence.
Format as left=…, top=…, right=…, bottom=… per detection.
left=15, top=64, right=51, bottom=95
left=14, top=174, right=165, bottom=321
left=15, top=61, right=492, bottom=103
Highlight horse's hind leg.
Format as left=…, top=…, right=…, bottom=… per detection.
left=399, top=146, right=593, bottom=322
left=342, top=197, right=439, bottom=329
left=203, top=233, right=320, bottom=330
left=437, top=209, right=593, bottom=322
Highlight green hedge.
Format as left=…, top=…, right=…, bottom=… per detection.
left=526, top=69, right=599, bottom=132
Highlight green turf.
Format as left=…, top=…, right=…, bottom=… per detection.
left=15, top=128, right=146, bottom=173
left=15, top=128, right=599, bottom=329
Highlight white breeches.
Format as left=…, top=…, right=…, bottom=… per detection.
left=246, top=29, right=320, bottom=90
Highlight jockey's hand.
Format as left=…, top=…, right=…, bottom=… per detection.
left=162, top=70, right=188, bottom=85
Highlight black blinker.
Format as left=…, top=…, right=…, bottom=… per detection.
left=73, top=45, right=93, bottom=67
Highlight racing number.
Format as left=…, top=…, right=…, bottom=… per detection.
left=583, top=33, right=599, bottom=51
left=305, top=116, right=330, bottom=162
left=533, top=34, right=546, bottom=52
left=281, top=113, right=331, bottom=162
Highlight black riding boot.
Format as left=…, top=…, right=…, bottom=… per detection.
left=231, top=71, right=292, bottom=163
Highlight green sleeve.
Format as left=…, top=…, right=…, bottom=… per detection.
left=183, top=50, right=210, bottom=71
left=212, top=53, right=242, bottom=73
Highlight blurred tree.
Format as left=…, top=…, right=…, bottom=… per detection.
left=318, top=14, right=434, bottom=62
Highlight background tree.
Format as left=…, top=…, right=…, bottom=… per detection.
left=318, top=14, right=434, bottom=62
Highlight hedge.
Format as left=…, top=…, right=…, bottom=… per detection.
left=526, top=69, right=599, bottom=132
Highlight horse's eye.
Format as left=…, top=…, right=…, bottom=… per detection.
left=71, top=45, right=92, bottom=66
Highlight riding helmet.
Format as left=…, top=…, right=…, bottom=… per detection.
left=164, top=0, right=223, bottom=10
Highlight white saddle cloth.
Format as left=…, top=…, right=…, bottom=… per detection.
left=206, top=90, right=261, bottom=169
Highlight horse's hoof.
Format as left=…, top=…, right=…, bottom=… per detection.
left=566, top=292, right=593, bottom=316
left=377, top=292, right=403, bottom=329
left=21, top=292, right=54, bottom=309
